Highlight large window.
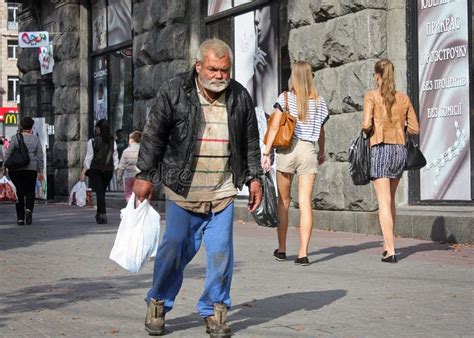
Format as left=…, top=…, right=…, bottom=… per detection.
left=7, top=4, right=19, bottom=30
left=91, top=0, right=131, bottom=51
left=205, top=0, right=286, bottom=117
left=7, top=76, right=19, bottom=102
left=7, top=40, right=19, bottom=59
left=208, top=0, right=253, bottom=15
left=205, top=0, right=288, bottom=197
left=90, top=0, right=132, bottom=134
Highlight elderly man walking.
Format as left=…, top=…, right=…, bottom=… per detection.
left=134, top=39, right=263, bottom=337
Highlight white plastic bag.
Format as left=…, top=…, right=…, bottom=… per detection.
left=69, top=181, right=87, bottom=207
left=0, top=176, right=17, bottom=202
left=109, top=193, right=161, bottom=273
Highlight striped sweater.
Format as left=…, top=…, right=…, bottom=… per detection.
left=165, top=86, right=237, bottom=203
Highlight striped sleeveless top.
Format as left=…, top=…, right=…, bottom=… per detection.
left=274, top=91, right=329, bottom=142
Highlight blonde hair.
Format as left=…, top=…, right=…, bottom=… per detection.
left=129, top=131, right=142, bottom=143
left=289, top=61, right=318, bottom=121
left=375, top=58, right=396, bottom=119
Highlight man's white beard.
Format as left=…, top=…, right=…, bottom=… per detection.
left=200, top=76, right=230, bottom=93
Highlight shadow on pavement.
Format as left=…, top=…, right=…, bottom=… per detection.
left=396, top=241, right=452, bottom=261
left=302, top=241, right=382, bottom=264
left=165, top=290, right=347, bottom=334
left=0, top=273, right=151, bottom=327
left=395, top=218, right=458, bottom=261
left=0, top=204, right=121, bottom=251
left=0, top=261, right=243, bottom=328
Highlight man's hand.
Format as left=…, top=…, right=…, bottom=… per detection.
left=247, top=179, right=262, bottom=213
left=133, top=178, right=154, bottom=202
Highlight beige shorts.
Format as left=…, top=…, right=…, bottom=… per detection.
left=275, top=139, right=319, bottom=175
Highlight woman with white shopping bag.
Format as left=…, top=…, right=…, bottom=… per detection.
left=3, top=117, right=44, bottom=225
left=109, top=193, right=161, bottom=273
left=80, top=119, right=119, bottom=224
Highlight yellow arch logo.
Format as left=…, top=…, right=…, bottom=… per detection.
left=4, top=113, right=17, bottom=125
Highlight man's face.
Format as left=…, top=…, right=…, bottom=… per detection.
left=196, top=51, right=231, bottom=93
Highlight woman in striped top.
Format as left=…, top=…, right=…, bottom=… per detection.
left=262, top=61, right=329, bottom=266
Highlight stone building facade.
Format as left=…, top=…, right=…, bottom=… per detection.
left=0, top=1, right=20, bottom=137
left=15, top=0, right=473, bottom=225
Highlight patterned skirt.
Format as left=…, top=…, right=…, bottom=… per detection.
left=370, top=143, right=407, bottom=179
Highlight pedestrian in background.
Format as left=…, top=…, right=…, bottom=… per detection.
left=134, top=38, right=262, bottom=337
left=115, top=128, right=127, bottom=159
left=0, top=137, right=4, bottom=177
left=362, top=58, right=420, bottom=263
left=262, top=61, right=329, bottom=266
left=4, top=117, right=44, bottom=225
left=116, top=131, right=141, bottom=202
left=81, top=119, right=118, bottom=224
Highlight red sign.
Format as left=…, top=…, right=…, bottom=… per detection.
left=0, top=107, right=19, bottom=123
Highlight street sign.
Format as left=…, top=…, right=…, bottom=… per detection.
left=18, top=31, right=49, bottom=48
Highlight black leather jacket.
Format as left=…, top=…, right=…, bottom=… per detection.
left=136, top=68, right=263, bottom=197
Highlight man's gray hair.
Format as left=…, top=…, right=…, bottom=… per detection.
left=196, top=38, right=233, bottom=64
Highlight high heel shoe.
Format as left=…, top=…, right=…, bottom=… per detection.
left=382, top=250, right=387, bottom=257
left=381, top=255, right=398, bottom=263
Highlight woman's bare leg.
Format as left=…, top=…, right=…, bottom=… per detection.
left=389, top=178, right=401, bottom=252
left=373, top=178, right=395, bottom=256
left=297, top=173, right=316, bottom=258
left=276, top=171, right=293, bottom=253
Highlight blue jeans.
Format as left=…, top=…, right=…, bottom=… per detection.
left=146, top=200, right=234, bottom=318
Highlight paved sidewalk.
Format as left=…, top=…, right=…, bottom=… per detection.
left=0, top=202, right=473, bottom=337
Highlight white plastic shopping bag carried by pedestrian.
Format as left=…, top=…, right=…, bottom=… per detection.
left=0, top=176, right=17, bottom=202
left=109, top=193, right=161, bottom=273
left=69, top=181, right=87, bottom=207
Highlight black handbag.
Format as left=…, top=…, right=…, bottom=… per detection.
left=348, top=131, right=371, bottom=185
left=251, top=172, right=279, bottom=227
left=4, top=133, right=30, bottom=170
left=405, top=134, right=426, bottom=170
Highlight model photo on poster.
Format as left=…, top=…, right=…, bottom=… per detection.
left=93, top=56, right=108, bottom=123
left=234, top=3, right=279, bottom=196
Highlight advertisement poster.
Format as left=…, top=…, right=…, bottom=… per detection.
left=234, top=3, right=279, bottom=196
left=18, top=31, right=49, bottom=48
left=39, top=44, right=54, bottom=75
left=32, top=118, right=47, bottom=200
left=107, top=0, right=132, bottom=46
left=417, top=0, right=471, bottom=200
left=93, top=56, right=108, bottom=123
left=208, top=0, right=232, bottom=15
left=92, top=0, right=107, bottom=51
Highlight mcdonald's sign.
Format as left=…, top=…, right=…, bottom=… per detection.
left=0, top=107, right=19, bottom=125
left=4, top=113, right=18, bottom=125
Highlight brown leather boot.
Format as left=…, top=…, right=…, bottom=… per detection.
left=144, top=299, right=165, bottom=336
left=204, top=303, right=231, bottom=338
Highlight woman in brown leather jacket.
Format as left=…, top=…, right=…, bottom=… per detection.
left=362, top=59, right=420, bottom=263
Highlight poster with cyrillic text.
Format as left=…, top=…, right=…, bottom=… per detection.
left=418, top=0, right=471, bottom=200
